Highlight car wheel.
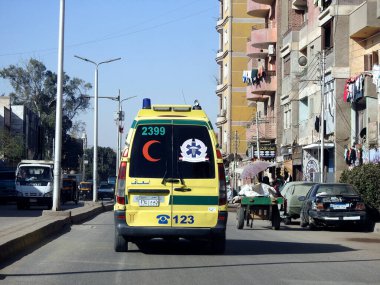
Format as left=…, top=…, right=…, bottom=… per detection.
left=114, top=228, right=128, bottom=252
left=236, top=206, right=245, bottom=230
left=300, top=212, right=308, bottom=228
left=271, top=206, right=281, bottom=230
left=308, top=222, right=318, bottom=231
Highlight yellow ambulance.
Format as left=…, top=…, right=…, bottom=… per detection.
left=114, top=99, right=228, bottom=253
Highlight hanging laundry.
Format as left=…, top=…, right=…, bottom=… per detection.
left=372, top=64, right=380, bottom=93
left=343, top=79, right=350, bottom=102
left=354, top=74, right=364, bottom=102
left=250, top=69, right=258, bottom=85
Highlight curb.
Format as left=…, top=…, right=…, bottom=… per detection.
left=0, top=202, right=113, bottom=263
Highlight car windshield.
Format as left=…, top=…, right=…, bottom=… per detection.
left=99, top=184, right=113, bottom=189
left=129, top=124, right=215, bottom=179
left=293, top=184, right=314, bottom=195
left=316, top=184, right=357, bottom=196
left=16, top=166, right=52, bottom=182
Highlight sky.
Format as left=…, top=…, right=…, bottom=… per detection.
left=0, top=0, right=219, bottom=150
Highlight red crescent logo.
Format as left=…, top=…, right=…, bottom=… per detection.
left=142, top=140, right=161, bottom=162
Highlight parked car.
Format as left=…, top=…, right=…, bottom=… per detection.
left=0, top=170, right=16, bottom=203
left=97, top=183, right=114, bottom=200
left=299, top=183, right=369, bottom=230
left=280, top=182, right=316, bottom=224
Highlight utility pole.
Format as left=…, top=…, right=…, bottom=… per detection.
left=233, top=130, right=239, bottom=192
left=52, top=0, right=65, bottom=211
left=256, top=112, right=260, bottom=160
left=320, top=50, right=326, bottom=183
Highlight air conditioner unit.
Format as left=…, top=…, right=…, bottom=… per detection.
left=268, top=44, right=275, bottom=55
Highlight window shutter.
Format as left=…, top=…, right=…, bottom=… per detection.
left=364, top=54, right=373, bottom=71
left=372, top=50, right=379, bottom=66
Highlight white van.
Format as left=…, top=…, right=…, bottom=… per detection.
left=15, top=160, right=54, bottom=209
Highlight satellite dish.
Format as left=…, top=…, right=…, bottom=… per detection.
left=298, top=56, right=308, bottom=66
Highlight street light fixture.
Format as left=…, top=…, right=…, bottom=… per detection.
left=74, top=55, right=121, bottom=202
left=83, top=93, right=136, bottom=176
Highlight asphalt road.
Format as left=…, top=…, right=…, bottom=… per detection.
left=1, top=211, right=380, bottom=285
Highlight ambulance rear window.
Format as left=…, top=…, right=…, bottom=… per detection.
left=129, top=124, right=215, bottom=179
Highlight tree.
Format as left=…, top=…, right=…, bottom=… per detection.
left=83, top=146, right=116, bottom=182
left=0, top=129, right=24, bottom=165
left=0, top=58, right=91, bottom=159
left=340, top=163, right=380, bottom=221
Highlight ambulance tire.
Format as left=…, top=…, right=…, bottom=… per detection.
left=114, top=228, right=128, bottom=252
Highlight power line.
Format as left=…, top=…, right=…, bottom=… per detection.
left=0, top=4, right=217, bottom=58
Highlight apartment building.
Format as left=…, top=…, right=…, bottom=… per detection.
left=0, top=96, right=42, bottom=161
left=348, top=0, right=380, bottom=162
left=215, top=0, right=264, bottom=158
left=276, top=0, right=371, bottom=182
left=244, top=0, right=278, bottom=164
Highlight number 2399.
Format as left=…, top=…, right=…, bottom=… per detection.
left=173, top=215, right=194, bottom=224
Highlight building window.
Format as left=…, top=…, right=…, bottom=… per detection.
left=223, top=63, right=229, bottom=79
left=224, top=0, right=228, bottom=12
left=364, top=51, right=379, bottom=71
left=224, top=29, right=228, bottom=45
left=284, top=104, right=291, bottom=130
left=283, top=54, right=290, bottom=76
left=322, top=20, right=333, bottom=50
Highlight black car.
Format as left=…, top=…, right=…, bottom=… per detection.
left=97, top=183, right=114, bottom=200
left=299, top=183, right=369, bottom=230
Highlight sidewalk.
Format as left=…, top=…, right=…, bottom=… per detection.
left=0, top=201, right=113, bottom=263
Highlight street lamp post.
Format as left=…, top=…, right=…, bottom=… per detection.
left=115, top=92, right=137, bottom=174
left=74, top=55, right=121, bottom=202
left=81, top=132, right=87, bottom=181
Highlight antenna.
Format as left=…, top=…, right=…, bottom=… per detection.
left=181, top=90, right=187, bottom=104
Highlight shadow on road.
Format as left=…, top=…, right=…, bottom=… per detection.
left=133, top=238, right=354, bottom=256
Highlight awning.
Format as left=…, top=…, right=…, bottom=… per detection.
left=302, top=143, right=335, bottom=150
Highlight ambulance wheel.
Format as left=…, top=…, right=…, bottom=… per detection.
left=114, top=228, right=128, bottom=252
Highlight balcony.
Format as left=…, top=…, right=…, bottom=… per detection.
left=246, top=116, right=276, bottom=141
left=292, top=0, right=307, bottom=10
left=251, top=26, right=277, bottom=49
left=215, top=49, right=228, bottom=64
left=216, top=109, right=227, bottom=126
left=247, top=84, right=270, bottom=101
left=252, top=0, right=274, bottom=4
left=246, top=41, right=267, bottom=59
left=250, top=70, right=277, bottom=95
left=247, top=0, right=271, bottom=18
left=216, top=83, right=228, bottom=94
left=216, top=17, right=228, bottom=32
left=350, top=1, right=380, bottom=39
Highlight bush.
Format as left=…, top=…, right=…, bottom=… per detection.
left=340, top=163, right=380, bottom=221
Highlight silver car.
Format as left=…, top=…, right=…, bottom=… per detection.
left=280, top=182, right=316, bottom=224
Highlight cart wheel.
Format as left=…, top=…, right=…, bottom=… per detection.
left=283, top=217, right=291, bottom=225
left=236, top=206, right=245, bottom=230
left=271, top=206, right=281, bottom=230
